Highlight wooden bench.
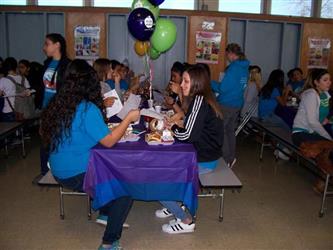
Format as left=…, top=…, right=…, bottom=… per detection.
left=198, top=158, right=242, bottom=222
left=249, top=117, right=332, bottom=217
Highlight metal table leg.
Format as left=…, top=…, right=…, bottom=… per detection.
left=20, top=128, right=26, bottom=158
left=319, top=173, right=330, bottom=217
left=219, top=188, right=225, bottom=222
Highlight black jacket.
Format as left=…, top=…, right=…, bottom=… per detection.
left=41, top=57, right=71, bottom=106
left=172, top=95, right=224, bottom=162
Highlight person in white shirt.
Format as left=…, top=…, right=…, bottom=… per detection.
left=0, top=57, right=33, bottom=121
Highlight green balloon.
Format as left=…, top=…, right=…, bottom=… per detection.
left=151, top=18, right=177, bottom=53
left=132, top=0, right=160, bottom=20
left=149, top=47, right=160, bottom=60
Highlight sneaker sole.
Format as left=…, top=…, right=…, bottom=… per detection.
left=162, top=228, right=195, bottom=234
left=96, top=219, right=130, bottom=228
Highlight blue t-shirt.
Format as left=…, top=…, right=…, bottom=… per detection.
left=105, top=79, right=129, bottom=91
left=49, top=101, right=110, bottom=179
left=287, top=80, right=304, bottom=94
left=42, top=60, right=59, bottom=108
left=258, top=88, right=280, bottom=119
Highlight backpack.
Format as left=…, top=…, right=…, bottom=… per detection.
left=6, top=76, right=35, bottom=120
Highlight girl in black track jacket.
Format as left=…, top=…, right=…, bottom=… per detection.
left=157, top=64, right=224, bottom=235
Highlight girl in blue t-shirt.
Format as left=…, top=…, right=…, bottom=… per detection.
left=40, top=59, right=140, bottom=250
left=259, top=69, right=289, bottom=129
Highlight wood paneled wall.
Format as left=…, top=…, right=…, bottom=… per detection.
left=65, top=12, right=107, bottom=59
left=300, top=22, right=333, bottom=76
left=188, top=16, right=227, bottom=80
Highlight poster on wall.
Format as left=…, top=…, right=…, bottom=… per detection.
left=74, top=26, right=100, bottom=64
left=195, top=31, right=222, bottom=64
left=308, top=38, right=331, bottom=69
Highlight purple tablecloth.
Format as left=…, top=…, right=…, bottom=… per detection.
left=83, top=136, right=199, bottom=215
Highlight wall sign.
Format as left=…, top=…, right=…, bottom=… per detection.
left=74, top=25, right=101, bottom=64
left=308, top=38, right=331, bottom=69
left=195, top=31, right=222, bottom=64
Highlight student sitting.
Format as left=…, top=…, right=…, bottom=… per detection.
left=287, top=67, right=305, bottom=96
left=106, top=60, right=129, bottom=100
left=259, top=69, right=292, bottom=160
left=93, top=58, right=119, bottom=109
left=40, top=59, right=140, bottom=250
left=164, top=61, right=186, bottom=121
left=258, top=69, right=289, bottom=129
left=156, top=64, right=224, bottom=234
left=241, top=65, right=261, bottom=118
left=292, top=68, right=332, bottom=193
left=292, top=68, right=332, bottom=145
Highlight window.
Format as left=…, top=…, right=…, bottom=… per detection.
left=321, top=0, right=333, bottom=18
left=219, top=0, right=261, bottom=14
left=95, top=0, right=194, bottom=10
left=271, top=0, right=312, bottom=17
left=159, top=0, right=195, bottom=10
left=0, top=0, right=26, bottom=5
left=38, top=0, right=83, bottom=6
left=94, top=0, right=132, bottom=7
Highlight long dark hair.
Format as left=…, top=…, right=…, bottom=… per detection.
left=46, top=33, right=67, bottom=59
left=260, top=69, right=285, bottom=99
left=184, top=64, right=223, bottom=118
left=40, top=59, right=106, bottom=152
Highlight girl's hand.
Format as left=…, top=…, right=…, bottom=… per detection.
left=164, top=117, right=175, bottom=130
left=127, top=109, right=140, bottom=123
left=164, top=96, right=174, bottom=105
left=322, top=118, right=330, bottom=125
left=114, top=72, right=121, bottom=83
left=169, top=81, right=181, bottom=94
left=104, top=97, right=117, bottom=107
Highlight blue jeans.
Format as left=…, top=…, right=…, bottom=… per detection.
left=55, top=173, right=133, bottom=245
left=159, top=162, right=217, bottom=221
left=160, top=201, right=188, bottom=221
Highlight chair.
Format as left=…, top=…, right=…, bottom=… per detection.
left=198, top=158, right=242, bottom=222
left=38, top=169, right=92, bottom=220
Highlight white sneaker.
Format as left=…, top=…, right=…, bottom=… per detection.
left=274, top=148, right=290, bottom=161
left=168, top=218, right=181, bottom=225
left=155, top=205, right=186, bottom=219
left=162, top=220, right=195, bottom=234
left=155, top=208, right=173, bottom=218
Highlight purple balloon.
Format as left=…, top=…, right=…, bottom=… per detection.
left=127, top=8, right=156, bottom=41
left=148, top=0, right=165, bottom=6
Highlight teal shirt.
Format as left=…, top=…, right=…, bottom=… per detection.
left=319, top=92, right=329, bottom=123
left=49, top=101, right=110, bottom=179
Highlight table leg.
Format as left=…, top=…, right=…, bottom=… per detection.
left=4, top=138, right=9, bottom=158
left=319, top=173, right=330, bottom=218
left=21, top=128, right=26, bottom=158
left=259, top=132, right=266, bottom=161
left=219, top=188, right=225, bottom=222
